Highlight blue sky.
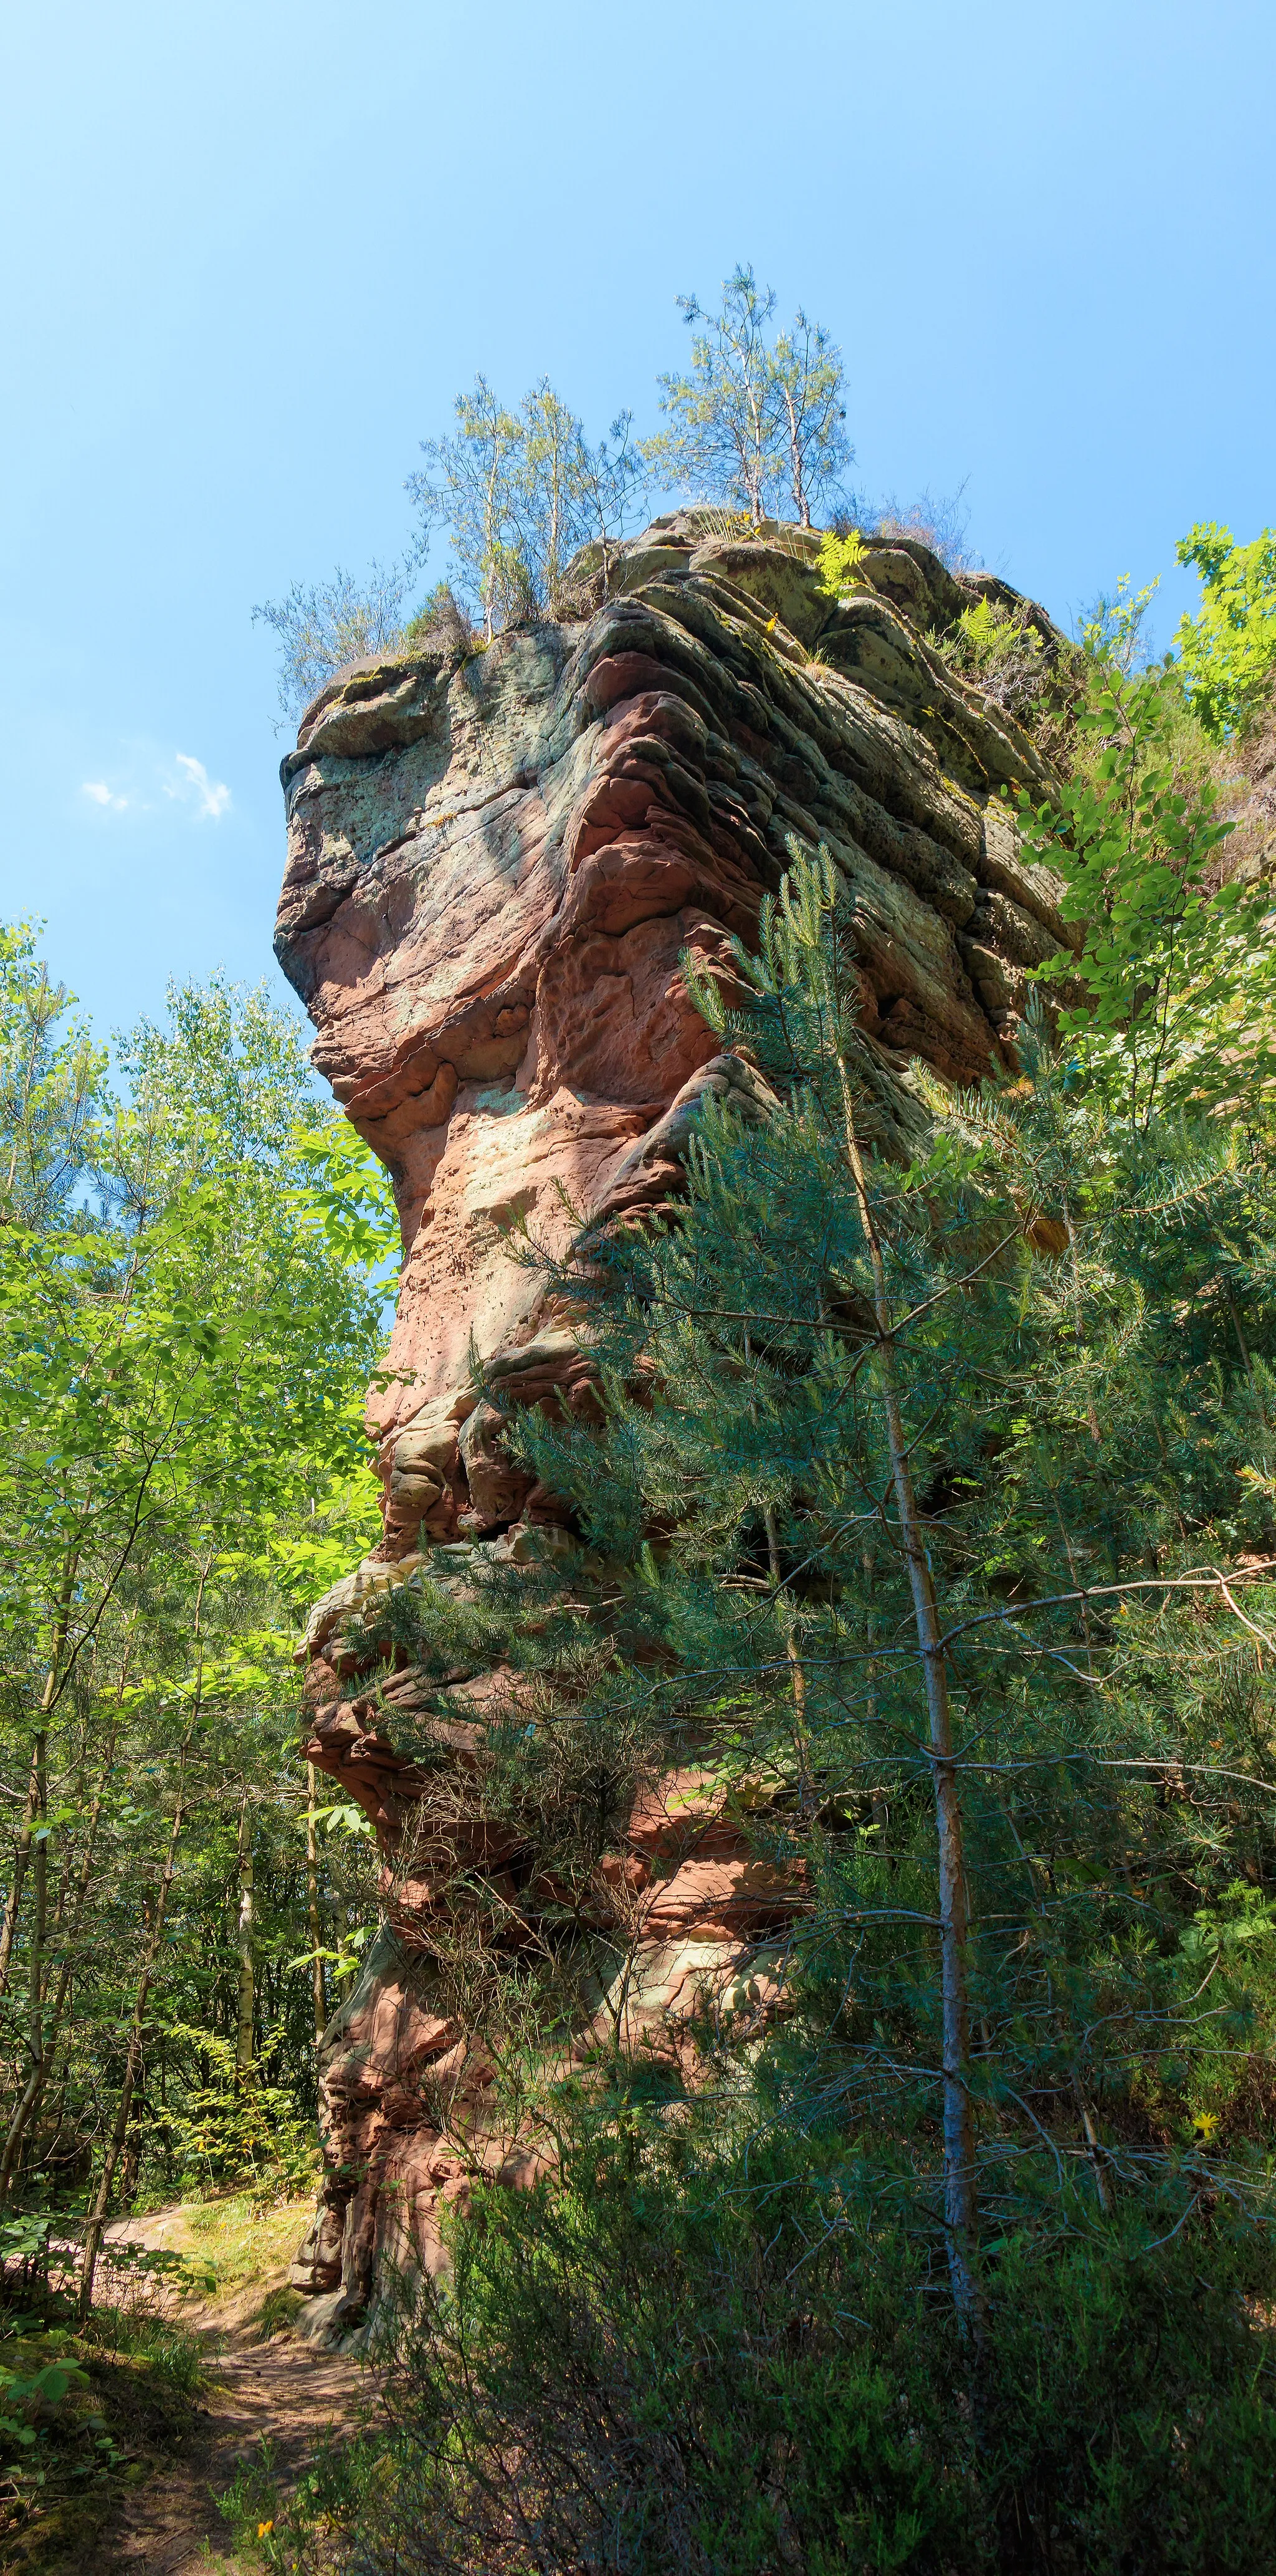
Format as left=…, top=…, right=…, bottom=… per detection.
left=1, top=0, right=1272, bottom=1049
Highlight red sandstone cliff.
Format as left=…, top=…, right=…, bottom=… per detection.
left=274, top=514, right=1070, bottom=2338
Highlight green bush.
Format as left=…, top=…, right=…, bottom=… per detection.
left=1176, top=522, right=1276, bottom=740
left=0, top=2307, right=203, bottom=2572
left=297, top=2109, right=1276, bottom=2574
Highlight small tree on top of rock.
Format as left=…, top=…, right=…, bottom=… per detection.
left=256, top=378, right=648, bottom=718
left=771, top=306, right=851, bottom=527
left=409, top=374, right=526, bottom=641
left=252, top=557, right=424, bottom=727
left=644, top=262, right=852, bottom=528
left=409, top=377, right=647, bottom=639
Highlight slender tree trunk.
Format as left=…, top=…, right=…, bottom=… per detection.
left=0, top=1745, right=40, bottom=2003
left=783, top=384, right=809, bottom=527
left=483, top=446, right=503, bottom=641
left=0, top=1625, right=131, bottom=2200
left=118, top=2127, right=142, bottom=2213
left=79, top=1563, right=209, bottom=2320
left=547, top=433, right=563, bottom=604
left=0, top=1560, right=78, bottom=2190
left=837, top=1059, right=983, bottom=2339
left=862, top=1546, right=892, bottom=1853
left=21, top=1732, right=50, bottom=2174
left=235, top=1791, right=255, bottom=2078
left=763, top=1504, right=813, bottom=1813
left=47, top=1773, right=80, bottom=1944
left=1064, top=1205, right=1102, bottom=1446
left=745, top=1318, right=813, bottom=1811
left=0, top=1553, right=78, bottom=1998
left=0, top=1744, right=49, bottom=2206
left=0, top=1721, right=121, bottom=2203
left=77, top=1717, right=196, bottom=2317
left=1074, top=2077, right=1113, bottom=2213
left=307, top=1763, right=327, bottom=2048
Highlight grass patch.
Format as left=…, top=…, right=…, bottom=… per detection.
left=107, top=2188, right=315, bottom=2324
left=179, top=2189, right=315, bottom=2300
left=255, top=2285, right=304, bottom=2342
left=219, top=2426, right=365, bottom=2575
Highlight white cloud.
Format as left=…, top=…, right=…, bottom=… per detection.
left=79, top=750, right=231, bottom=823
left=169, top=752, right=231, bottom=820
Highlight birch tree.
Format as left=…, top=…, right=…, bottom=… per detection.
left=644, top=264, right=787, bottom=525
left=771, top=307, right=852, bottom=526
left=409, top=376, right=647, bottom=632
left=644, top=267, right=852, bottom=528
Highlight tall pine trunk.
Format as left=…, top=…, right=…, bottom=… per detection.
left=837, top=1058, right=984, bottom=2339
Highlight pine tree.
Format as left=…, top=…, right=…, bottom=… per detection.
left=336, top=849, right=1276, bottom=2567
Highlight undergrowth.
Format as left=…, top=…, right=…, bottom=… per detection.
left=273, top=2123, right=1276, bottom=2575
left=0, top=2297, right=204, bottom=2572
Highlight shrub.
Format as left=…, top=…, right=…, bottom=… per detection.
left=298, top=2111, right=1276, bottom=2574
left=1176, top=522, right=1276, bottom=740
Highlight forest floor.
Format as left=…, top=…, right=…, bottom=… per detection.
left=0, top=2195, right=371, bottom=2575
left=101, top=2193, right=369, bottom=2571
left=103, top=2325, right=365, bottom=2572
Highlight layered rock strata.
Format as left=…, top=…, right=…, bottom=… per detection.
left=275, top=515, right=1070, bottom=2338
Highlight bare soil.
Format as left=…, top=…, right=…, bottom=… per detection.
left=103, top=2324, right=364, bottom=2572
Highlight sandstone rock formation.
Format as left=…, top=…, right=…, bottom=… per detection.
left=274, top=513, right=1070, bottom=2339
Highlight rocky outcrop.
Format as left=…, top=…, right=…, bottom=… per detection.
left=274, top=512, right=1070, bottom=2339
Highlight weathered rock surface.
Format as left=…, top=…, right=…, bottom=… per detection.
left=274, top=513, right=1070, bottom=2338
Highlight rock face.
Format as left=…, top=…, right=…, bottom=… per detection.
left=274, top=513, right=1069, bottom=2339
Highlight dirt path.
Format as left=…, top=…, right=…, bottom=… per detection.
left=103, top=2325, right=366, bottom=2571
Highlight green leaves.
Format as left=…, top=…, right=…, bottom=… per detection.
left=290, top=1118, right=399, bottom=1274
left=0, top=952, right=389, bottom=2238
left=1179, top=1881, right=1276, bottom=1966
left=1176, top=520, right=1276, bottom=739
left=300, top=1800, right=374, bottom=1841
left=816, top=528, right=869, bottom=598
left=0, top=2213, right=52, bottom=2266
left=1013, top=661, right=1270, bottom=1125
left=0, top=2350, right=90, bottom=2447
left=0, top=965, right=391, bottom=1740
